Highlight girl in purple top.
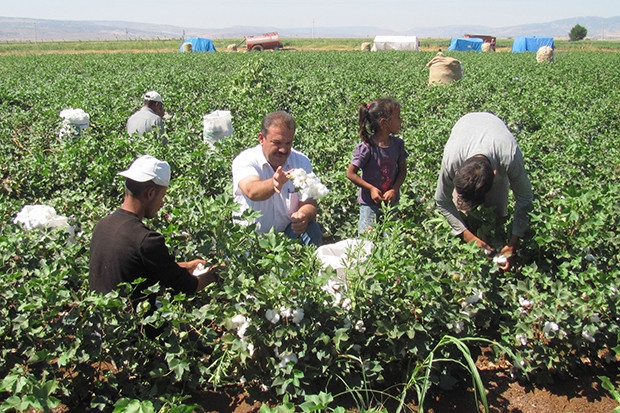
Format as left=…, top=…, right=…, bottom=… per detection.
left=346, top=98, right=408, bottom=234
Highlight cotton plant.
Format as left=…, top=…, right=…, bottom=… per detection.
left=58, top=108, right=90, bottom=138
left=286, top=168, right=329, bottom=201
left=519, top=297, right=534, bottom=313
left=543, top=321, right=559, bottom=338
left=274, top=347, right=298, bottom=369
left=230, top=314, right=251, bottom=339
left=266, top=306, right=305, bottom=325
left=321, top=278, right=352, bottom=310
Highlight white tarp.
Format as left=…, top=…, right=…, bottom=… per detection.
left=371, top=36, right=419, bottom=51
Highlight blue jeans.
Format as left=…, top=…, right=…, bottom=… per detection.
left=284, top=221, right=323, bottom=247
left=358, top=204, right=382, bottom=235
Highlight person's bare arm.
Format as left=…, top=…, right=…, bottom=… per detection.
left=346, top=164, right=384, bottom=203
left=238, top=166, right=289, bottom=201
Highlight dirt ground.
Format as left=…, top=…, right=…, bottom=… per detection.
left=196, top=354, right=619, bottom=413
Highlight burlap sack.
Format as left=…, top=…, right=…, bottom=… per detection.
left=426, top=55, right=464, bottom=85
left=481, top=42, right=493, bottom=52
left=536, top=46, right=554, bottom=63
left=360, top=42, right=371, bottom=51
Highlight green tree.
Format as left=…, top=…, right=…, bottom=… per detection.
left=569, top=24, right=588, bottom=41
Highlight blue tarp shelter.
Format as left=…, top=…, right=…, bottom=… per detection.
left=511, top=37, right=554, bottom=52
left=179, top=37, right=216, bottom=52
left=448, top=37, right=483, bottom=52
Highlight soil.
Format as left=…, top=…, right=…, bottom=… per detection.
left=194, top=351, right=620, bottom=413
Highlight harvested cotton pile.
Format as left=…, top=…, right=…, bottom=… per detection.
left=536, top=46, right=554, bottom=63
left=14, top=205, right=69, bottom=231
left=426, top=55, right=464, bottom=85
left=481, top=42, right=493, bottom=52
left=59, top=108, right=90, bottom=138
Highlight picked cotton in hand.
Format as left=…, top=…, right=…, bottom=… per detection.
left=493, top=255, right=508, bottom=265
left=286, top=169, right=329, bottom=201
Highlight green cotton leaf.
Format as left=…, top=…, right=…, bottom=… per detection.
left=0, top=373, right=23, bottom=393
left=113, top=399, right=155, bottom=413
left=168, top=405, right=200, bottom=413
left=168, top=357, right=190, bottom=381
left=332, top=328, right=349, bottom=348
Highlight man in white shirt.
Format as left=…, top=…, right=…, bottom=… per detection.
left=232, top=111, right=322, bottom=246
left=126, top=91, right=165, bottom=139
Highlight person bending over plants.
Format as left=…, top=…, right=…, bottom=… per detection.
left=126, top=90, right=166, bottom=139
left=434, top=112, right=533, bottom=271
left=89, top=155, right=220, bottom=335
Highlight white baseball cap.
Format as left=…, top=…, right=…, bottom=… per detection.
left=118, top=155, right=170, bottom=187
left=143, top=91, right=163, bottom=103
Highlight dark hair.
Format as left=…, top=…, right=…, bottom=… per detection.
left=358, top=98, right=401, bottom=145
left=453, top=156, right=494, bottom=211
left=125, top=178, right=160, bottom=198
left=261, top=111, right=296, bottom=136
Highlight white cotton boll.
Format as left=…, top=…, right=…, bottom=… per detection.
left=355, top=320, right=366, bottom=333
left=278, top=353, right=298, bottom=368
left=493, top=255, right=508, bottom=265
left=292, top=308, right=304, bottom=324
left=452, top=321, right=464, bottom=334
left=341, top=298, right=352, bottom=310
left=590, top=314, right=600, bottom=323
left=582, top=329, right=596, bottom=343
left=519, top=297, right=534, bottom=308
left=516, top=334, right=528, bottom=346
left=247, top=342, right=255, bottom=356
left=280, top=306, right=293, bottom=319
left=286, top=168, right=329, bottom=201
left=266, top=309, right=280, bottom=324
left=466, top=292, right=483, bottom=304
left=231, top=314, right=250, bottom=339
left=543, top=321, right=559, bottom=336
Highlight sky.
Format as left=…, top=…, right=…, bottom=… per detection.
left=3, top=0, right=619, bottom=32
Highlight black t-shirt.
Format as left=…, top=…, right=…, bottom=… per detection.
left=89, top=208, right=198, bottom=296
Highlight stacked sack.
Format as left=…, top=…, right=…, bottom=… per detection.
left=426, top=54, right=464, bottom=85
left=536, top=46, right=554, bottom=63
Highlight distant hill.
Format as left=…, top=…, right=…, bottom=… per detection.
left=1, top=16, right=618, bottom=42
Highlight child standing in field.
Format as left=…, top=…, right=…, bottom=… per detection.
left=346, top=98, right=408, bottom=234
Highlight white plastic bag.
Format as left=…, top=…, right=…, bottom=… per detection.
left=59, top=108, right=90, bottom=138
left=315, top=239, right=373, bottom=279
left=14, top=205, right=69, bottom=231
left=203, top=110, right=233, bottom=145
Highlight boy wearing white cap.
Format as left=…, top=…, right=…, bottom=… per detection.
left=90, top=155, right=218, bottom=302
left=126, top=91, right=166, bottom=138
